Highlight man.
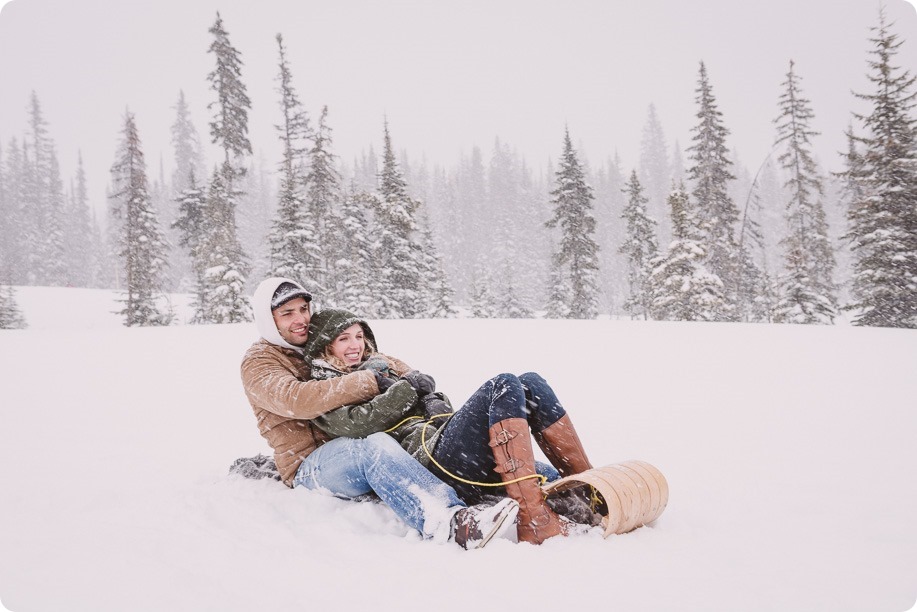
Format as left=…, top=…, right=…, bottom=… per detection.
left=240, top=277, right=518, bottom=549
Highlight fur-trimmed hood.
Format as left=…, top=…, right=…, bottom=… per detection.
left=303, top=308, right=378, bottom=363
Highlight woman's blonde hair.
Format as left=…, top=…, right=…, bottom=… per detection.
left=321, top=327, right=378, bottom=372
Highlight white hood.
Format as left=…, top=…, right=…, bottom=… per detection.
left=252, top=276, right=309, bottom=352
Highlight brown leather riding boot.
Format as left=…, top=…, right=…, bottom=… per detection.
left=489, top=417, right=566, bottom=544
left=533, top=413, right=607, bottom=517
left=532, top=413, right=593, bottom=477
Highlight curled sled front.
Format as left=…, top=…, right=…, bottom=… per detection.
left=542, top=461, right=669, bottom=537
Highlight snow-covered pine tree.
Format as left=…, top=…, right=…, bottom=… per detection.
left=331, top=188, right=379, bottom=316
left=109, top=111, right=172, bottom=327
left=201, top=12, right=253, bottom=323
left=486, top=138, right=518, bottom=315
left=425, top=166, right=467, bottom=303
left=353, top=146, right=378, bottom=193
left=197, top=165, right=252, bottom=323
left=236, top=155, right=274, bottom=284
left=23, top=93, right=67, bottom=286
left=267, top=34, right=315, bottom=289
left=649, top=183, right=725, bottom=321
left=501, top=276, right=534, bottom=319
left=545, top=127, right=600, bottom=319
left=687, top=62, right=740, bottom=321
left=371, top=121, right=425, bottom=318
left=418, top=223, right=458, bottom=318
left=470, top=264, right=500, bottom=318
left=208, top=13, right=252, bottom=172
left=735, top=179, right=773, bottom=322
left=0, top=141, right=24, bottom=291
left=835, top=125, right=867, bottom=306
left=0, top=284, right=27, bottom=329
left=452, top=147, right=488, bottom=302
left=172, top=169, right=208, bottom=322
left=670, top=141, right=686, bottom=187
left=771, top=60, right=838, bottom=325
left=167, top=90, right=205, bottom=291
left=593, top=153, right=627, bottom=315
left=63, top=153, right=96, bottom=287
left=639, top=104, right=671, bottom=245
left=305, top=105, right=344, bottom=296
left=1, top=138, right=28, bottom=284
left=544, top=261, right=572, bottom=319
left=620, top=170, right=659, bottom=320
left=844, top=11, right=917, bottom=328
left=171, top=90, right=204, bottom=196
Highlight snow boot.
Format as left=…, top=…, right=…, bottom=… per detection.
left=450, top=498, right=519, bottom=550
left=532, top=413, right=593, bottom=477
left=489, top=417, right=567, bottom=544
left=533, top=413, right=607, bottom=517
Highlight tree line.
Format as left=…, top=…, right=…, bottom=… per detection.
left=1, top=10, right=914, bottom=329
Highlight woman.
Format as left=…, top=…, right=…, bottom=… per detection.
left=304, top=308, right=601, bottom=545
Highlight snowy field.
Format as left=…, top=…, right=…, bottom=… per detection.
left=1, top=286, right=915, bottom=612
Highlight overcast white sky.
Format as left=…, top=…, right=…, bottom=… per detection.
left=2, top=0, right=917, bottom=215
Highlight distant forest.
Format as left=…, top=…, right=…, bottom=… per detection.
left=1, top=9, right=915, bottom=329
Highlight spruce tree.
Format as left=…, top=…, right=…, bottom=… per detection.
left=167, top=90, right=205, bottom=291
left=198, top=166, right=252, bottom=323
left=771, top=60, right=838, bottom=324
left=208, top=13, right=252, bottom=171
left=453, top=147, right=488, bottom=301
left=2, top=139, right=28, bottom=284
left=371, top=121, right=425, bottom=318
left=109, top=112, right=172, bottom=327
left=305, top=106, right=343, bottom=294
left=415, top=206, right=456, bottom=318
left=620, top=170, right=659, bottom=319
left=202, top=12, right=253, bottom=323
left=545, top=127, right=600, bottom=319
left=470, top=265, right=500, bottom=318
left=267, top=34, right=315, bottom=289
left=735, top=178, right=773, bottom=323
left=639, top=104, right=671, bottom=245
left=63, top=153, right=96, bottom=287
left=43, top=149, right=68, bottom=286
left=649, top=183, right=725, bottom=321
left=23, top=93, right=67, bottom=286
left=687, top=63, right=740, bottom=320
left=593, top=154, right=628, bottom=315
left=844, top=11, right=917, bottom=328
left=172, top=170, right=208, bottom=322
left=332, top=188, right=379, bottom=316
left=171, top=90, right=204, bottom=196
left=0, top=284, right=27, bottom=329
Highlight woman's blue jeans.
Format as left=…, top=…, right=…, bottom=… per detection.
left=293, top=432, right=464, bottom=540
left=430, top=372, right=565, bottom=504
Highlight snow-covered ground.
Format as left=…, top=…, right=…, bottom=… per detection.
left=1, top=286, right=915, bottom=612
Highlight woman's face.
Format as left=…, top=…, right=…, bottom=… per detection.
left=329, top=323, right=366, bottom=367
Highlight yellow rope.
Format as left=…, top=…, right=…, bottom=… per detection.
left=390, top=412, right=598, bottom=510
left=419, top=413, right=546, bottom=488
left=383, top=415, right=424, bottom=433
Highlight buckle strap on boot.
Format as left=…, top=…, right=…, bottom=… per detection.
left=488, top=426, right=519, bottom=447
left=495, top=457, right=525, bottom=475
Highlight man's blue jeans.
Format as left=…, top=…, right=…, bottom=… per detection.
left=293, top=432, right=465, bottom=541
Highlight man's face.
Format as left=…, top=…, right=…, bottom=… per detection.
left=272, top=297, right=311, bottom=346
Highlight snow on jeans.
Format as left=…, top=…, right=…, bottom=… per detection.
left=429, top=372, right=564, bottom=505
left=293, top=432, right=465, bottom=541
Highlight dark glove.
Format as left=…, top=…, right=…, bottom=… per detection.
left=422, top=394, right=453, bottom=418
left=374, top=371, right=396, bottom=393
left=358, top=356, right=392, bottom=375
left=401, top=370, right=435, bottom=396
